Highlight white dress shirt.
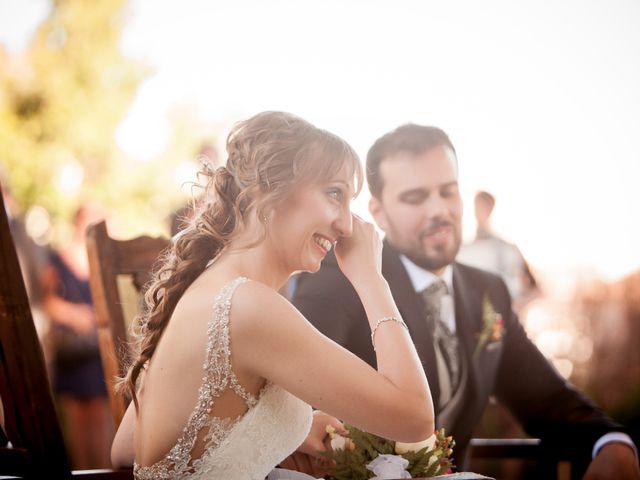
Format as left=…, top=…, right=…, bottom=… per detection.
left=399, top=255, right=456, bottom=332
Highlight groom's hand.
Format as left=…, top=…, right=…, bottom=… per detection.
left=583, top=443, right=639, bottom=479
left=279, top=411, right=345, bottom=477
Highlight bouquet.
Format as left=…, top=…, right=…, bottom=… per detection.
left=321, top=425, right=455, bottom=480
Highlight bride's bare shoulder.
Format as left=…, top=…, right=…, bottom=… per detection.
left=230, top=279, right=302, bottom=331
left=233, top=278, right=295, bottom=313
left=170, top=276, right=301, bottom=344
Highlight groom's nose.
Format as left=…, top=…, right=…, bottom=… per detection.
left=424, top=193, right=449, bottom=220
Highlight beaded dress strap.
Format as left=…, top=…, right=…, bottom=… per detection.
left=207, top=276, right=257, bottom=407
left=133, top=276, right=255, bottom=479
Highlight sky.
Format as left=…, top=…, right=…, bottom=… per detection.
left=2, top=0, right=640, bottom=286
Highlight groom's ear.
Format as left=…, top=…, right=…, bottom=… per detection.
left=369, top=196, right=388, bottom=233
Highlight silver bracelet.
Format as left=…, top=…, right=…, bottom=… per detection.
left=371, top=316, right=409, bottom=351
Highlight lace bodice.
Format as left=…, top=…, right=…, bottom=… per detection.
left=134, top=277, right=312, bottom=479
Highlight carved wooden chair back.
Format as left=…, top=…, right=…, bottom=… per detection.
left=85, top=220, right=169, bottom=429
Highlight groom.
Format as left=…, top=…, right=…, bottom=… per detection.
left=291, top=124, right=638, bottom=478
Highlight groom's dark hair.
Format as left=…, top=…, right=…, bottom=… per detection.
left=366, top=124, right=456, bottom=199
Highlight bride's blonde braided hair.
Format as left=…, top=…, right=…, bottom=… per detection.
left=119, top=111, right=362, bottom=409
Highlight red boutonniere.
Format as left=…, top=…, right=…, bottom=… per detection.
left=473, top=294, right=504, bottom=358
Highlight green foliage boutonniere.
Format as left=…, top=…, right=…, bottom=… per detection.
left=473, top=294, right=504, bottom=359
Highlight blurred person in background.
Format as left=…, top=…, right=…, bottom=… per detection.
left=40, top=202, right=112, bottom=469
left=458, top=191, right=540, bottom=313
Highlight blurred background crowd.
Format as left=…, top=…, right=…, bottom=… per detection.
left=1, top=0, right=639, bottom=476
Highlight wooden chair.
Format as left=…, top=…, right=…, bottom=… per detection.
left=0, top=184, right=133, bottom=479
left=85, top=220, right=170, bottom=430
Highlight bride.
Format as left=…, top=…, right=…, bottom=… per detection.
left=111, top=111, right=435, bottom=479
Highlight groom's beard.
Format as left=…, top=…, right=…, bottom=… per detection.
left=387, top=218, right=462, bottom=273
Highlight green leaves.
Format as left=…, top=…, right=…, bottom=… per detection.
left=322, top=426, right=456, bottom=479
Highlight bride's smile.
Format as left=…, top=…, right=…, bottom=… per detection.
left=312, top=234, right=334, bottom=256
left=266, top=168, right=355, bottom=275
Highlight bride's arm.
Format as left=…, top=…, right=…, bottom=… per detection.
left=232, top=218, right=434, bottom=443
left=111, top=401, right=136, bottom=468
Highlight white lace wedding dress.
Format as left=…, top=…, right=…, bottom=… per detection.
left=134, top=277, right=313, bottom=479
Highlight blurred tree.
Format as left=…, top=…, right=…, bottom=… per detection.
left=0, top=0, right=221, bottom=242
left=0, top=0, right=147, bottom=235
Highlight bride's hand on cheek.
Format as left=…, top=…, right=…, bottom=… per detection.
left=334, top=214, right=383, bottom=289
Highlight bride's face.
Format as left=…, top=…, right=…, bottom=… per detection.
left=268, top=166, right=355, bottom=274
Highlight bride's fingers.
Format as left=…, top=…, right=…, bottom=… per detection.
left=351, top=212, right=368, bottom=225
left=324, top=417, right=347, bottom=437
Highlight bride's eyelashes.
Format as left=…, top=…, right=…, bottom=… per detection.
left=326, top=187, right=344, bottom=202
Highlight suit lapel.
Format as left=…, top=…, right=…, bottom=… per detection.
left=451, top=263, right=489, bottom=434
left=382, top=241, right=441, bottom=410
left=452, top=263, right=482, bottom=358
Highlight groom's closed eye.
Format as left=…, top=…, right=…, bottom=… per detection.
left=399, top=189, right=428, bottom=205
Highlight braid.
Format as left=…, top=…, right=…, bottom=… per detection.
left=118, top=166, right=240, bottom=409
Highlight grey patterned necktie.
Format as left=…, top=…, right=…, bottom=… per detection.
left=421, top=279, right=460, bottom=407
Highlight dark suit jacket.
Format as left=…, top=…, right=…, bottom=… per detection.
left=293, top=240, right=620, bottom=469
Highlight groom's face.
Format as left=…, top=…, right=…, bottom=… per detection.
left=369, top=145, right=462, bottom=275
